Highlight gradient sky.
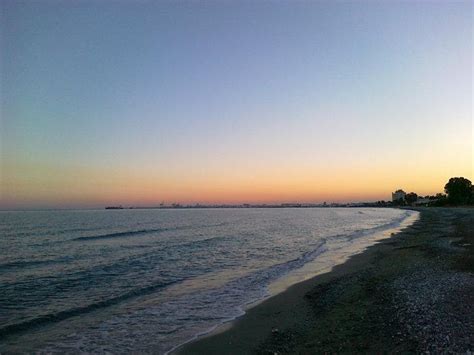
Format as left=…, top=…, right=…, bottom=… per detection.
left=1, top=0, right=472, bottom=209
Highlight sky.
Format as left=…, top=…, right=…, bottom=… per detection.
left=0, top=0, right=472, bottom=209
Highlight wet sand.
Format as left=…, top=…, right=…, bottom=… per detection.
left=177, top=208, right=474, bottom=354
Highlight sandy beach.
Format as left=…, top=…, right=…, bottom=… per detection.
left=178, top=208, right=474, bottom=354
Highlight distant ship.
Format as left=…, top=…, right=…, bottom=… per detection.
left=105, top=206, right=124, bottom=210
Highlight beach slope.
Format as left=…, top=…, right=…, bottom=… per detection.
left=178, top=208, right=474, bottom=353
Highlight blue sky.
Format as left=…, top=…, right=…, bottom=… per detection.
left=1, top=0, right=472, bottom=208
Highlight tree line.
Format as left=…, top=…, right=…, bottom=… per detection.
left=393, top=177, right=474, bottom=207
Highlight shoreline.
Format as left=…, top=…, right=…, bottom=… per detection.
left=168, top=209, right=417, bottom=354
left=177, top=208, right=474, bottom=354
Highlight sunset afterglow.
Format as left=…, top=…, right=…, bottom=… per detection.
left=1, top=1, right=472, bottom=209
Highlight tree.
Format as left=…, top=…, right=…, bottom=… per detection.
left=405, top=192, right=418, bottom=205
left=444, top=177, right=472, bottom=205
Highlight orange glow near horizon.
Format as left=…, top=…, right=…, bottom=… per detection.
left=2, top=152, right=472, bottom=209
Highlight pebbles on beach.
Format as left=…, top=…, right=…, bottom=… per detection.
left=392, top=268, right=474, bottom=353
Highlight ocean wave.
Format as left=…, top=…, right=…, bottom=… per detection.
left=72, top=222, right=231, bottom=242
left=72, top=228, right=168, bottom=241
left=0, top=257, right=73, bottom=271
left=0, top=279, right=181, bottom=339
left=332, top=210, right=413, bottom=242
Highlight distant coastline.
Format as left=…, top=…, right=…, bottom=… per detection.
left=104, top=202, right=394, bottom=210
left=105, top=176, right=474, bottom=211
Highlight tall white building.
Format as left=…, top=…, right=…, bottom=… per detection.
left=392, top=189, right=406, bottom=202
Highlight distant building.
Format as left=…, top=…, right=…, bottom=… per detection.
left=392, top=189, right=406, bottom=202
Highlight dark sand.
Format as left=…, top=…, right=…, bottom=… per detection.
left=178, top=208, right=474, bottom=354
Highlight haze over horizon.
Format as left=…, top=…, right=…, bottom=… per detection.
left=1, top=0, right=472, bottom=210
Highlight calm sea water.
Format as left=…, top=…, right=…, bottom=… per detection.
left=0, top=208, right=416, bottom=353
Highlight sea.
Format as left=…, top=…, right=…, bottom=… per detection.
left=0, top=207, right=418, bottom=353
